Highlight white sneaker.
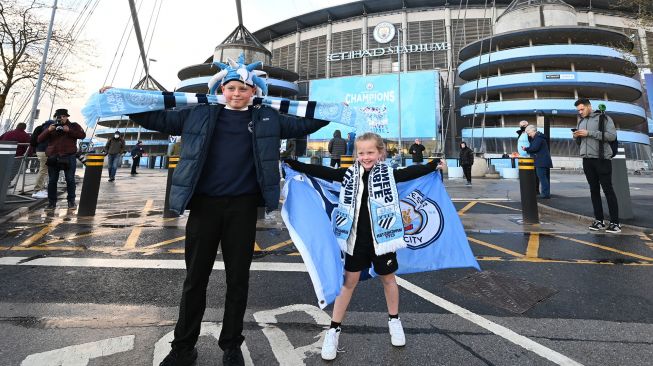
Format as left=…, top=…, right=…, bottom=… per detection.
left=321, top=327, right=341, bottom=360
left=32, top=190, right=48, bottom=198
left=388, top=318, right=406, bottom=347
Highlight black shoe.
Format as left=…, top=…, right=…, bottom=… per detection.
left=67, top=201, right=76, bottom=209
left=159, top=347, right=197, bottom=366
left=223, top=347, right=245, bottom=366
left=108, top=178, right=115, bottom=182
left=588, top=220, right=606, bottom=231
left=46, top=203, right=56, bottom=210
left=606, top=222, right=621, bottom=233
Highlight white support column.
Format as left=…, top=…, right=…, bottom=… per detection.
left=587, top=11, right=596, bottom=26
left=638, top=28, right=650, bottom=72
left=362, top=15, right=368, bottom=76
left=294, top=31, right=301, bottom=74
left=402, top=9, right=408, bottom=70
left=326, top=22, right=332, bottom=78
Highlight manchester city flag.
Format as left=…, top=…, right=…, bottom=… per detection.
left=281, top=166, right=480, bottom=309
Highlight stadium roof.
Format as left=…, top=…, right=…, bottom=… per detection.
left=252, top=0, right=638, bottom=43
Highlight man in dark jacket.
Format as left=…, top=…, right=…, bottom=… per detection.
left=130, top=140, right=144, bottom=175
left=328, top=129, right=347, bottom=167
left=459, top=141, right=474, bottom=185
left=37, top=109, right=86, bottom=209
left=105, top=130, right=125, bottom=182
left=104, top=58, right=329, bottom=366
left=408, top=138, right=426, bottom=164
left=522, top=125, right=553, bottom=199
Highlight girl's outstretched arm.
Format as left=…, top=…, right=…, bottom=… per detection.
left=393, top=159, right=442, bottom=182
left=284, top=159, right=348, bottom=182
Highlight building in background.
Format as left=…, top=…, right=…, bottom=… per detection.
left=206, top=0, right=651, bottom=166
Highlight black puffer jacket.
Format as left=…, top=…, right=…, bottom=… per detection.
left=459, top=146, right=474, bottom=166
left=130, top=104, right=327, bottom=213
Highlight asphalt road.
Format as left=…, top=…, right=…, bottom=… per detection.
left=0, top=170, right=651, bottom=365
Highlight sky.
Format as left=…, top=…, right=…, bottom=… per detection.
left=14, top=0, right=357, bottom=128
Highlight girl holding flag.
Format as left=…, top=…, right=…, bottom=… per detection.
left=285, top=132, right=444, bottom=361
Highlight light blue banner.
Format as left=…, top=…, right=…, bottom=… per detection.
left=309, top=71, right=440, bottom=140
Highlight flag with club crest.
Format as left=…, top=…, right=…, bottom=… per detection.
left=281, top=165, right=480, bottom=309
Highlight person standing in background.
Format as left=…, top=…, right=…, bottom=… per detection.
left=459, top=141, right=474, bottom=186
left=408, top=139, right=426, bottom=165
left=131, top=140, right=145, bottom=175
left=328, top=130, right=347, bottom=168
left=29, top=120, right=54, bottom=198
left=105, top=130, right=125, bottom=182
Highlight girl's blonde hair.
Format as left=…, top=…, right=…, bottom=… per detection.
left=354, top=132, right=387, bottom=159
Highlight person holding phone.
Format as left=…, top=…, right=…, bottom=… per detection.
left=573, top=98, right=620, bottom=233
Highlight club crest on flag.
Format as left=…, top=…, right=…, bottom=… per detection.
left=401, top=189, right=444, bottom=249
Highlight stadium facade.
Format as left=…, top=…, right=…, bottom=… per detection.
left=176, top=0, right=653, bottom=166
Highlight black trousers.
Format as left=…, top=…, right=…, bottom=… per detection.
left=330, top=158, right=341, bottom=168
left=582, top=158, right=619, bottom=224
left=462, top=164, right=472, bottom=182
left=131, top=156, right=140, bottom=174
left=171, top=194, right=259, bottom=351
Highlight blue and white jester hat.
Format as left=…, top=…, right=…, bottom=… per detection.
left=208, top=53, right=268, bottom=97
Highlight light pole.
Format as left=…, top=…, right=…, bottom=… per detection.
left=396, top=27, right=403, bottom=163
left=138, top=58, right=157, bottom=142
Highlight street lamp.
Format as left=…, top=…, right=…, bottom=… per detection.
left=396, top=27, right=403, bottom=163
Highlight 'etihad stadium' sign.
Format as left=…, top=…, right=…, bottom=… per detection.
left=327, top=42, right=451, bottom=62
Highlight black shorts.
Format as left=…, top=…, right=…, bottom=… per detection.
left=344, top=249, right=398, bottom=275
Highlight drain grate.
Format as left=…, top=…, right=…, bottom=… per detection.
left=446, top=271, right=557, bottom=314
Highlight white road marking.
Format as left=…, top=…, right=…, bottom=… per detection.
left=0, top=256, right=306, bottom=272
left=21, top=335, right=134, bottom=366
left=253, top=304, right=330, bottom=365
left=5, top=256, right=583, bottom=365
left=396, top=277, right=584, bottom=366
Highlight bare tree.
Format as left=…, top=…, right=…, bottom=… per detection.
left=0, top=0, right=89, bottom=119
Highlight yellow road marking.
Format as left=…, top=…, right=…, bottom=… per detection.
left=262, top=239, right=293, bottom=251
left=457, top=201, right=477, bottom=216
left=549, top=234, right=653, bottom=262
left=141, top=236, right=185, bottom=250
left=479, top=201, right=522, bottom=212
left=37, top=228, right=119, bottom=246
left=19, top=217, right=65, bottom=247
left=526, top=233, right=540, bottom=258
left=123, top=200, right=154, bottom=249
left=254, top=242, right=262, bottom=251
left=467, top=236, right=525, bottom=258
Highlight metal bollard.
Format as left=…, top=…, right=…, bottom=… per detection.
left=163, top=156, right=179, bottom=218
left=611, top=148, right=633, bottom=220
left=518, top=157, right=539, bottom=224
left=340, top=155, right=354, bottom=168
left=78, top=154, right=106, bottom=216
left=0, top=142, right=18, bottom=211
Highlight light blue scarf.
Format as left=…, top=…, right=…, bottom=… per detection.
left=333, top=161, right=405, bottom=255
left=81, top=88, right=359, bottom=128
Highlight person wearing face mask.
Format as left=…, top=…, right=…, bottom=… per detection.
left=105, top=130, right=125, bottom=182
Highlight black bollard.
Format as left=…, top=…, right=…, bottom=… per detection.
left=163, top=156, right=179, bottom=218
left=518, top=157, right=539, bottom=224
left=78, top=154, right=105, bottom=217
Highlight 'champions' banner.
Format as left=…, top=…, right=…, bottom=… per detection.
left=281, top=166, right=480, bottom=308
left=309, top=70, right=440, bottom=140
